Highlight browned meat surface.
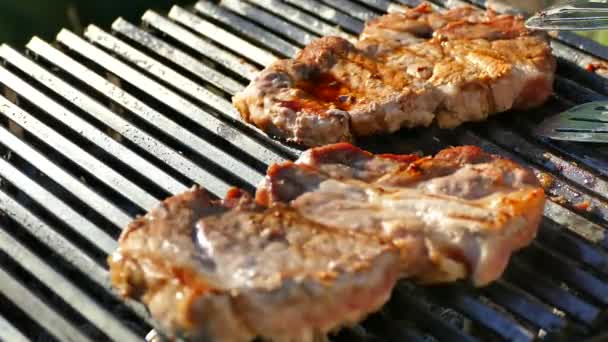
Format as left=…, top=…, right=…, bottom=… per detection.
left=109, top=187, right=401, bottom=342
left=233, top=37, right=438, bottom=146
left=359, top=4, right=555, bottom=128
left=257, top=143, right=545, bottom=286
left=234, top=4, right=555, bottom=146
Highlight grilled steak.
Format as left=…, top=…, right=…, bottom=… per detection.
left=233, top=4, right=555, bottom=146
left=257, top=143, right=545, bottom=286
left=109, top=187, right=401, bottom=342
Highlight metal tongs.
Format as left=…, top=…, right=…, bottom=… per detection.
left=526, top=0, right=608, bottom=30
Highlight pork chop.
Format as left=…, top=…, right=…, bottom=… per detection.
left=233, top=36, right=438, bottom=146
left=109, top=187, right=401, bottom=342
left=358, top=4, right=556, bottom=128
left=234, top=4, right=555, bottom=146
left=257, top=143, right=545, bottom=286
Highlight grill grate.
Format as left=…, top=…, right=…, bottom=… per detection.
left=0, top=0, right=607, bottom=341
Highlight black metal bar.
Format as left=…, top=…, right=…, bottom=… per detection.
left=0, top=157, right=116, bottom=255
left=25, top=38, right=274, bottom=194
left=0, top=125, right=132, bottom=228
left=0, top=259, right=92, bottom=342
left=428, top=287, right=536, bottom=342
left=362, top=310, right=431, bottom=342
left=0, top=314, right=29, bottom=342
left=169, top=6, right=278, bottom=66
left=537, top=218, right=608, bottom=277
left=0, top=45, right=194, bottom=197
left=81, top=25, right=284, bottom=170
left=388, top=286, right=479, bottom=342
left=194, top=1, right=299, bottom=56
left=278, top=0, right=365, bottom=34
left=354, top=0, right=393, bottom=12
left=0, top=88, right=158, bottom=210
left=0, top=195, right=142, bottom=341
left=318, top=0, right=378, bottom=20
left=141, top=10, right=260, bottom=80
left=504, top=259, right=601, bottom=326
left=221, top=0, right=320, bottom=46
left=519, top=245, right=608, bottom=307
left=484, top=281, right=569, bottom=335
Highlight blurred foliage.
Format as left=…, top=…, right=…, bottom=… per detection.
left=0, top=0, right=190, bottom=46
left=0, top=0, right=607, bottom=46
left=576, top=31, right=608, bottom=45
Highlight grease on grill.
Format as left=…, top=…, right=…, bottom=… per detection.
left=537, top=172, right=554, bottom=189
left=574, top=200, right=591, bottom=212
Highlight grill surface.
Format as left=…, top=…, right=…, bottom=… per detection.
left=0, top=0, right=607, bottom=341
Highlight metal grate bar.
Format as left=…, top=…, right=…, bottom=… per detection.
left=0, top=125, right=131, bottom=228
left=180, top=6, right=276, bottom=67
left=0, top=87, right=158, bottom=211
left=537, top=218, right=608, bottom=277
left=0, top=46, right=190, bottom=197
left=0, top=176, right=152, bottom=326
left=79, top=25, right=287, bottom=169
left=0, top=262, right=92, bottom=342
left=85, top=24, right=296, bottom=162
left=543, top=200, right=607, bottom=248
left=0, top=44, right=230, bottom=197
left=552, top=47, right=608, bottom=96
left=142, top=11, right=259, bottom=81
left=194, top=1, right=300, bottom=57
left=220, top=0, right=320, bottom=46
left=111, top=18, right=244, bottom=99
left=0, top=217, right=140, bottom=342
left=484, top=281, right=568, bottom=334
left=504, top=260, right=600, bottom=325
left=142, top=10, right=259, bottom=81
left=0, top=314, right=29, bottom=342
left=0, top=183, right=110, bottom=289
left=317, top=0, right=377, bottom=21
left=241, top=0, right=356, bottom=39
left=431, top=288, right=536, bottom=342
left=519, top=246, right=608, bottom=306
left=25, top=37, right=257, bottom=196
left=354, top=0, right=393, bottom=12
left=389, top=287, right=479, bottom=342
left=362, top=310, right=430, bottom=341
left=54, top=29, right=275, bottom=186
left=0, top=157, right=116, bottom=255
left=169, top=6, right=278, bottom=66
left=115, top=18, right=244, bottom=95
left=282, top=0, right=365, bottom=33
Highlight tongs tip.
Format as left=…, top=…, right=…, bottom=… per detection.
left=525, top=0, right=608, bottom=31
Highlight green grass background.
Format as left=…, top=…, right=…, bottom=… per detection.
left=0, top=0, right=189, bottom=46
left=0, top=1, right=606, bottom=46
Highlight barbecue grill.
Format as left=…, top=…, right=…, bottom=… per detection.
left=0, top=0, right=607, bottom=341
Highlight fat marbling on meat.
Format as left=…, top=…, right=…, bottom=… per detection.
left=257, top=143, right=545, bottom=286
left=109, top=187, right=401, bottom=342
